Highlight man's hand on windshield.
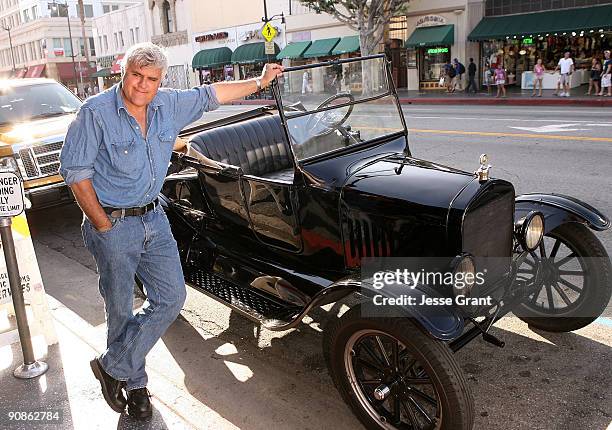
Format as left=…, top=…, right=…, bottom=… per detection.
left=261, top=63, right=284, bottom=88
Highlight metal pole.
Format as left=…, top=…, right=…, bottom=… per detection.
left=65, top=3, right=79, bottom=95
left=0, top=217, right=48, bottom=379
left=3, top=26, right=16, bottom=72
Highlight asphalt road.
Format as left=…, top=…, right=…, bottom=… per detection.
left=27, top=104, right=612, bottom=430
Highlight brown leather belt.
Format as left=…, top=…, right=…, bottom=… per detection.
left=103, top=199, right=158, bottom=218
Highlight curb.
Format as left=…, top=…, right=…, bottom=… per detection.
left=231, top=97, right=612, bottom=107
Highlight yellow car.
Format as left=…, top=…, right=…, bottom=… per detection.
left=0, top=78, right=81, bottom=208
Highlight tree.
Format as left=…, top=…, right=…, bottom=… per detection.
left=300, top=0, right=408, bottom=57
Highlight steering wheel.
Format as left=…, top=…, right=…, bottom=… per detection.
left=305, top=92, right=355, bottom=137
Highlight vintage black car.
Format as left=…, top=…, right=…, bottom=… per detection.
left=158, top=56, right=611, bottom=430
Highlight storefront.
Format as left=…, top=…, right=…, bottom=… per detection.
left=469, top=4, right=612, bottom=89
left=191, top=47, right=233, bottom=84
left=405, top=23, right=454, bottom=90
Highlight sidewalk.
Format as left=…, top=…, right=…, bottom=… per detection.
left=232, top=84, right=612, bottom=107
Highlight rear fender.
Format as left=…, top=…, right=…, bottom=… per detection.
left=515, top=193, right=610, bottom=233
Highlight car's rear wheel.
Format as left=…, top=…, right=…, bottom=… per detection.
left=324, top=305, right=474, bottom=430
left=515, top=223, right=612, bottom=332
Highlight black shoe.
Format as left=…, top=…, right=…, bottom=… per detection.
left=127, top=388, right=153, bottom=420
left=89, top=358, right=127, bottom=413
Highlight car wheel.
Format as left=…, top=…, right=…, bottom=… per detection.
left=515, top=223, right=612, bottom=332
left=324, top=305, right=474, bottom=430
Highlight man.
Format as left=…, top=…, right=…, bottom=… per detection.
left=599, top=50, right=612, bottom=97
left=453, top=58, right=465, bottom=91
left=59, top=42, right=282, bottom=420
left=465, top=58, right=477, bottom=94
left=554, top=51, right=574, bottom=97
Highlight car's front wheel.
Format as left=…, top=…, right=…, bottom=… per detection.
left=324, top=305, right=474, bottom=430
left=515, top=223, right=612, bottom=332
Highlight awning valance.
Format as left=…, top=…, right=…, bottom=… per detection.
left=468, top=5, right=612, bottom=41
left=192, top=47, right=233, bottom=69
left=91, top=68, right=111, bottom=78
left=302, top=38, right=341, bottom=58
left=276, top=41, right=311, bottom=60
left=231, top=42, right=280, bottom=64
left=56, top=61, right=97, bottom=80
left=405, top=25, right=454, bottom=48
left=331, top=36, right=360, bottom=55
left=25, top=64, right=45, bottom=78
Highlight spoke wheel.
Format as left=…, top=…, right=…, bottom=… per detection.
left=515, top=223, right=612, bottom=332
left=324, top=305, right=474, bottom=430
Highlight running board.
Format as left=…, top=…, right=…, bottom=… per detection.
left=184, top=267, right=303, bottom=330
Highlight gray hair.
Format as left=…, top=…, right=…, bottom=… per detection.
left=121, top=42, right=168, bottom=76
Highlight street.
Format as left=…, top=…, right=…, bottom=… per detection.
left=27, top=104, right=612, bottom=429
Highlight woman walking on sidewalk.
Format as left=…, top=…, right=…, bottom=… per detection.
left=599, top=50, right=612, bottom=97
left=587, top=58, right=601, bottom=96
left=532, top=59, right=545, bottom=97
left=495, top=66, right=507, bottom=98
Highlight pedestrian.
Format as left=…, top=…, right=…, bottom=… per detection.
left=453, top=58, right=465, bottom=91
left=495, top=65, right=507, bottom=98
left=554, top=51, right=574, bottom=97
left=302, top=70, right=311, bottom=94
left=59, top=42, right=283, bottom=420
left=465, top=58, right=477, bottom=94
left=532, top=58, right=545, bottom=97
left=94, top=85, right=99, bottom=94
left=598, top=50, right=612, bottom=97
left=483, top=61, right=493, bottom=95
left=444, top=61, right=456, bottom=93
left=587, top=57, right=601, bottom=96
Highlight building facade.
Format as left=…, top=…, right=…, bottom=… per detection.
left=91, top=0, right=146, bottom=90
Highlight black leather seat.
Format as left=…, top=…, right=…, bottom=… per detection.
left=189, top=114, right=293, bottom=179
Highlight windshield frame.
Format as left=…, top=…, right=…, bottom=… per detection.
left=273, top=54, right=409, bottom=163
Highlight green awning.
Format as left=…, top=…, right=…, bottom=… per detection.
left=276, top=41, right=311, bottom=60
left=302, top=38, right=341, bottom=58
left=405, top=25, right=454, bottom=48
left=331, top=36, right=360, bottom=55
left=468, top=4, right=612, bottom=41
left=192, top=47, right=233, bottom=68
left=231, top=42, right=280, bottom=64
left=91, top=68, right=110, bottom=78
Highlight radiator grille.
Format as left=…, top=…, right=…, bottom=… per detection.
left=462, top=185, right=514, bottom=282
left=18, top=141, right=63, bottom=179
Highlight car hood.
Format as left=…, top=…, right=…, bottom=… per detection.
left=0, top=114, right=75, bottom=148
left=341, top=154, right=475, bottom=215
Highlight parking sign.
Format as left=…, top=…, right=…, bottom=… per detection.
left=0, top=172, right=25, bottom=217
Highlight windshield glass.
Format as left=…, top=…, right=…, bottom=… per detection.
left=0, top=82, right=81, bottom=127
left=278, top=56, right=405, bottom=160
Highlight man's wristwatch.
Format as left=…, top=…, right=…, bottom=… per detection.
left=255, top=77, right=262, bottom=90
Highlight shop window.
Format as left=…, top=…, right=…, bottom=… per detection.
left=89, top=37, right=95, bottom=56
left=84, top=4, right=93, bottom=18
left=419, top=47, right=451, bottom=82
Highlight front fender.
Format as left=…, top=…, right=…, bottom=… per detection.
left=357, top=281, right=465, bottom=341
left=515, top=193, right=610, bottom=233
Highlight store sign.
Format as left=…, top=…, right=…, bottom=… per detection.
left=427, top=47, right=449, bottom=54
left=195, top=32, right=229, bottom=43
left=416, top=15, right=447, bottom=28
left=264, top=41, right=275, bottom=54
left=53, top=48, right=64, bottom=57
left=522, top=37, right=534, bottom=45
left=97, top=55, right=115, bottom=68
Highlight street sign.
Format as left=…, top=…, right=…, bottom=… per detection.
left=261, top=22, right=277, bottom=42
left=0, top=172, right=24, bottom=217
left=264, top=41, right=276, bottom=55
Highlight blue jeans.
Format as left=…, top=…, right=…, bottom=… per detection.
left=82, top=203, right=186, bottom=390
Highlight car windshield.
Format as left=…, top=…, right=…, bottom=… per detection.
left=277, top=56, right=405, bottom=160
left=0, top=82, right=81, bottom=127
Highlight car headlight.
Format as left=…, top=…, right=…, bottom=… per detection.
left=515, top=211, right=545, bottom=251
left=451, top=254, right=476, bottom=296
left=0, top=156, right=19, bottom=173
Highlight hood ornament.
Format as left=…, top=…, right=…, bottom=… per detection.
left=474, top=154, right=491, bottom=182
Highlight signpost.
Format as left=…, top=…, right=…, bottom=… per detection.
left=0, top=171, right=48, bottom=379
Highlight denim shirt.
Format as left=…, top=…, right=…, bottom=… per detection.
left=59, top=83, right=219, bottom=207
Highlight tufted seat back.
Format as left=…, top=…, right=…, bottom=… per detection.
left=189, top=114, right=293, bottom=177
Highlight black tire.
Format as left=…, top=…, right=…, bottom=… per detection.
left=324, top=305, right=474, bottom=430
left=515, top=223, right=612, bottom=332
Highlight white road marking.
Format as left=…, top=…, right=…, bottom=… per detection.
left=508, top=124, right=590, bottom=133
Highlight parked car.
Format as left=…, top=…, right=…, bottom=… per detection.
left=157, top=55, right=611, bottom=430
left=0, top=78, right=81, bottom=208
